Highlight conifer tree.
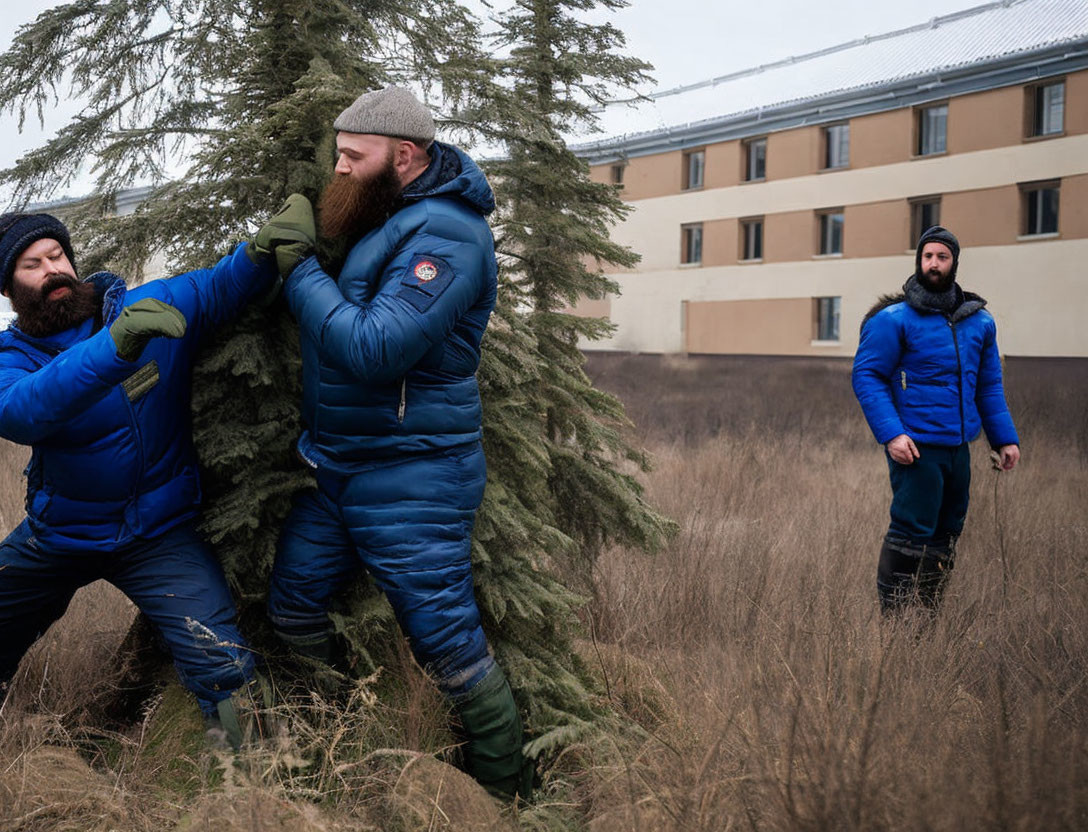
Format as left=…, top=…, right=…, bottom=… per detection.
left=0, top=0, right=673, bottom=766
left=476, top=0, right=676, bottom=591
left=448, top=0, right=678, bottom=756
left=0, top=0, right=475, bottom=626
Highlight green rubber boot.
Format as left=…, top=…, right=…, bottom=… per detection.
left=452, top=664, right=533, bottom=801
left=204, top=674, right=273, bottom=751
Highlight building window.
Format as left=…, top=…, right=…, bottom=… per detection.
left=818, top=210, right=844, bottom=255
left=1021, top=181, right=1060, bottom=236
left=917, top=103, right=948, bottom=156
left=610, top=163, right=625, bottom=185
left=814, top=297, right=841, bottom=342
left=740, top=217, right=763, bottom=260
left=743, top=138, right=766, bottom=181
left=824, top=123, right=850, bottom=169
left=1028, top=81, right=1064, bottom=137
left=910, top=197, right=941, bottom=247
left=681, top=223, right=703, bottom=264
left=683, top=150, right=705, bottom=190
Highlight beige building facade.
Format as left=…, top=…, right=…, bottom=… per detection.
left=576, top=0, right=1088, bottom=358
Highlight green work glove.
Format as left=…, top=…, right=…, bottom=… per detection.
left=255, top=193, right=316, bottom=280
left=109, top=298, right=187, bottom=362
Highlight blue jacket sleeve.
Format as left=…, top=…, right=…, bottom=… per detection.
left=284, top=246, right=484, bottom=384
left=0, top=329, right=139, bottom=445
left=852, top=311, right=906, bottom=445
left=159, top=243, right=277, bottom=340
left=975, top=318, right=1019, bottom=448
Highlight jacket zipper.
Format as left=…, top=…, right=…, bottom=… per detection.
left=397, top=378, right=407, bottom=423
left=118, top=384, right=146, bottom=529
left=948, top=318, right=965, bottom=443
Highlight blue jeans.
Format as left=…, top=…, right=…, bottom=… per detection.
left=0, top=520, right=254, bottom=714
left=268, top=443, right=493, bottom=696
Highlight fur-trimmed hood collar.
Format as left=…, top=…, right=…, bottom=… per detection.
left=861, top=276, right=987, bottom=331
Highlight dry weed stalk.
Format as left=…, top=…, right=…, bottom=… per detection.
left=2, top=356, right=1087, bottom=830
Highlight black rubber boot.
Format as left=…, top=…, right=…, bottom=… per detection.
left=916, top=536, right=956, bottom=609
left=877, top=536, right=956, bottom=614
left=452, top=663, right=533, bottom=801
left=275, top=627, right=334, bottom=664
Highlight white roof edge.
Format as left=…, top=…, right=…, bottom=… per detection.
left=602, top=0, right=1022, bottom=109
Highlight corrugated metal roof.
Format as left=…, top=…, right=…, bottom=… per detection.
left=576, top=0, right=1088, bottom=150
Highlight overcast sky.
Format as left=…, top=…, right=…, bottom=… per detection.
left=0, top=0, right=988, bottom=201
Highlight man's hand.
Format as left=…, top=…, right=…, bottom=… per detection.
left=886, top=433, right=920, bottom=465
left=110, top=298, right=187, bottom=362
left=994, top=444, right=1020, bottom=471
left=255, top=194, right=316, bottom=280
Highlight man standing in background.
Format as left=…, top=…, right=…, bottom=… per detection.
left=852, top=226, right=1020, bottom=613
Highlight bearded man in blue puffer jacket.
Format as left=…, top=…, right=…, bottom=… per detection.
left=258, top=87, right=530, bottom=800
left=0, top=212, right=278, bottom=746
left=852, top=226, right=1020, bottom=614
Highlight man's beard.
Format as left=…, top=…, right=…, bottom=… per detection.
left=921, top=267, right=956, bottom=293
left=318, top=153, right=403, bottom=243
left=10, top=273, right=98, bottom=338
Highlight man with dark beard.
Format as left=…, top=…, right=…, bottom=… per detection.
left=853, top=226, right=1020, bottom=614
left=0, top=212, right=279, bottom=747
left=255, top=86, right=531, bottom=800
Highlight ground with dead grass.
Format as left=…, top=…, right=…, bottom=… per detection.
left=1, top=353, right=1085, bottom=830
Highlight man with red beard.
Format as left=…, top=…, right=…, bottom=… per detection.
left=0, top=212, right=278, bottom=747
left=853, top=226, right=1020, bottom=614
left=257, top=86, right=531, bottom=800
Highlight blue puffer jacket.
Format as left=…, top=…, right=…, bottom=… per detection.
left=0, top=244, right=275, bottom=551
left=852, top=288, right=1019, bottom=449
left=284, top=142, right=497, bottom=471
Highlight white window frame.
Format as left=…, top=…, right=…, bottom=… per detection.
left=743, top=138, right=766, bottom=182
left=910, top=197, right=942, bottom=248
left=740, top=217, right=763, bottom=261
left=814, top=296, right=841, bottom=343
left=681, top=222, right=703, bottom=265
left=917, top=104, right=948, bottom=156
left=817, top=210, right=844, bottom=256
left=1032, top=81, right=1065, bottom=137
left=824, top=123, right=849, bottom=169
left=1022, top=181, right=1060, bottom=236
left=683, top=150, right=705, bottom=190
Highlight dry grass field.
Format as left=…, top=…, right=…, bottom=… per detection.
left=1, top=353, right=1085, bottom=831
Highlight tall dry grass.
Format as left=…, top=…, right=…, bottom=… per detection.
left=0, top=355, right=1085, bottom=831
left=581, top=353, right=1088, bottom=831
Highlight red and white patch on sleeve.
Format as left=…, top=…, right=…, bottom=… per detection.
left=414, top=260, right=439, bottom=283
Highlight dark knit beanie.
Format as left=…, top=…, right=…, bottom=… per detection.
left=0, top=213, right=76, bottom=293
left=333, top=86, right=435, bottom=145
left=915, top=225, right=960, bottom=277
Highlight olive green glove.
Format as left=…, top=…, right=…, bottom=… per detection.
left=110, top=298, right=187, bottom=362
left=255, top=193, right=316, bottom=280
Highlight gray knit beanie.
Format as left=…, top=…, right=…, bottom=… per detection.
left=333, top=86, right=435, bottom=144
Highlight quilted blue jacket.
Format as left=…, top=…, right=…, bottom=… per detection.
left=284, top=142, right=498, bottom=471
left=852, top=294, right=1019, bottom=449
left=0, top=243, right=275, bottom=551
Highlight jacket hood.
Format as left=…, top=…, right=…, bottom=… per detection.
left=400, top=141, right=495, bottom=217
left=860, top=281, right=987, bottom=331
